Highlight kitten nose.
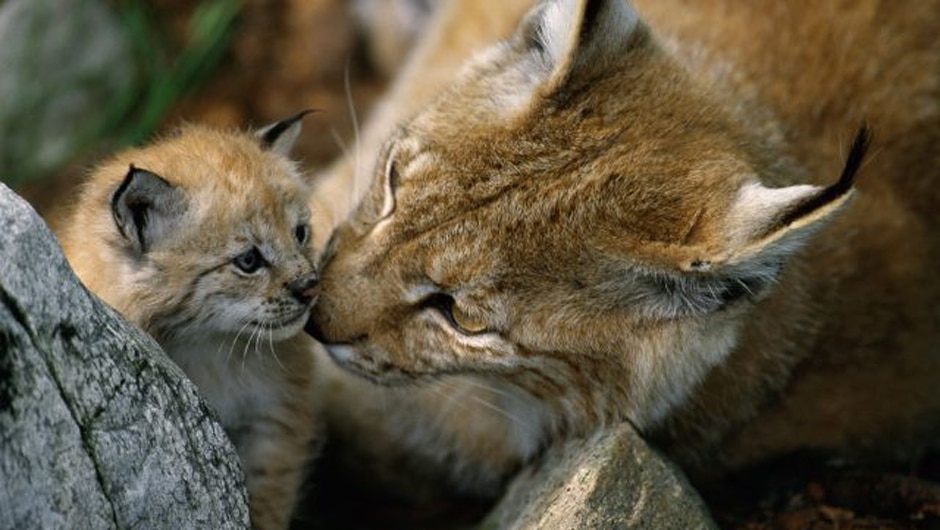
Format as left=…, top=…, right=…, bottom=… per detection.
left=288, top=274, right=320, bottom=304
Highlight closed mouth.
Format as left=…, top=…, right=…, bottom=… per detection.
left=251, top=309, right=310, bottom=330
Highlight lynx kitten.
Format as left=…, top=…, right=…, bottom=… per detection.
left=61, top=114, right=321, bottom=529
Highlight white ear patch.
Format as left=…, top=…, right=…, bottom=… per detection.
left=538, top=0, right=579, bottom=66
left=537, top=0, right=640, bottom=68
left=727, top=183, right=818, bottom=239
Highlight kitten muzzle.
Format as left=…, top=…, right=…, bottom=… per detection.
left=288, top=273, right=320, bottom=304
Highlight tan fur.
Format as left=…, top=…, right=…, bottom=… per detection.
left=61, top=124, right=322, bottom=529
left=311, top=0, right=940, bottom=496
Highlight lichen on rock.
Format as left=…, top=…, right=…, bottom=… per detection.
left=0, top=184, right=249, bottom=530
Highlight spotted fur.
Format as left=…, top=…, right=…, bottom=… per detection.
left=311, top=0, right=940, bottom=497
left=61, top=119, right=322, bottom=530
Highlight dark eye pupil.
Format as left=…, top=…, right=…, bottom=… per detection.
left=295, top=224, right=308, bottom=244
left=421, top=292, right=456, bottom=320
left=234, top=247, right=264, bottom=273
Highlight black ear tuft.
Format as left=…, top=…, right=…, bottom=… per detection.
left=111, top=165, right=185, bottom=254
left=778, top=124, right=871, bottom=228
left=258, top=109, right=317, bottom=155
left=836, top=123, right=873, bottom=192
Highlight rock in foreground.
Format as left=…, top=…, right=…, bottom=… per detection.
left=0, top=184, right=249, bottom=529
left=483, top=423, right=717, bottom=530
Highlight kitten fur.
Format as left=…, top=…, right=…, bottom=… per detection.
left=61, top=117, right=322, bottom=530
left=311, top=0, right=940, bottom=498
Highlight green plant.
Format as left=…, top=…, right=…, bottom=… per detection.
left=0, top=0, right=242, bottom=188
left=117, top=0, right=243, bottom=146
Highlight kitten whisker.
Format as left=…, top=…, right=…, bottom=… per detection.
left=241, top=325, right=260, bottom=376
left=267, top=323, right=286, bottom=372
left=266, top=321, right=276, bottom=354
left=228, top=319, right=253, bottom=366
left=253, top=323, right=263, bottom=358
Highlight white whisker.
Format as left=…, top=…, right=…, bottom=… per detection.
left=460, top=376, right=524, bottom=404
left=241, top=325, right=260, bottom=376
left=460, top=377, right=542, bottom=437
left=253, top=323, right=263, bottom=358
left=425, top=379, right=470, bottom=430
left=469, top=394, right=527, bottom=430
left=330, top=128, right=353, bottom=163
left=227, top=319, right=253, bottom=366
left=344, top=60, right=364, bottom=213
left=268, top=323, right=286, bottom=371
left=267, top=321, right=276, bottom=355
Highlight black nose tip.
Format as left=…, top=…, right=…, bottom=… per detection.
left=288, top=274, right=320, bottom=304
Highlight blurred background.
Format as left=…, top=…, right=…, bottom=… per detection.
left=0, top=0, right=404, bottom=228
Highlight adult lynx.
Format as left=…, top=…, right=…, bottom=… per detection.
left=310, top=0, right=940, bottom=496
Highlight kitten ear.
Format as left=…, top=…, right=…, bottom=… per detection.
left=642, top=127, right=871, bottom=317
left=256, top=109, right=315, bottom=156
left=111, top=165, right=187, bottom=254
left=517, top=0, right=642, bottom=90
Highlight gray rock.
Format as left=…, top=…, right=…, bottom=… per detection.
left=482, top=424, right=717, bottom=530
left=0, top=0, right=135, bottom=185
left=0, top=184, right=250, bottom=529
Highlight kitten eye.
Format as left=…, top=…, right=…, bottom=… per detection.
left=294, top=223, right=310, bottom=245
left=233, top=247, right=267, bottom=274
left=422, top=293, right=488, bottom=335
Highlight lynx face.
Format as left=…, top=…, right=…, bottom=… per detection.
left=72, top=117, right=320, bottom=346
left=311, top=0, right=866, bottom=429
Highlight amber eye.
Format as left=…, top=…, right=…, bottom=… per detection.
left=450, top=304, right=488, bottom=334
left=422, top=293, right=488, bottom=335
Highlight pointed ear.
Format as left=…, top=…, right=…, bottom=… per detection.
left=628, top=127, right=872, bottom=319
left=110, top=165, right=187, bottom=254
left=686, top=126, right=872, bottom=273
left=515, top=0, right=642, bottom=90
left=256, top=109, right=315, bottom=156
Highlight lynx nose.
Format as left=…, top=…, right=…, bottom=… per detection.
left=287, top=273, right=320, bottom=304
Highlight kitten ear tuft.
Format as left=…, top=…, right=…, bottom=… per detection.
left=111, top=165, right=187, bottom=254
left=257, top=109, right=317, bottom=155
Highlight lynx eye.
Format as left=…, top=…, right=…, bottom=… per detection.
left=378, top=146, right=399, bottom=220
left=422, top=293, right=488, bottom=335
left=294, top=223, right=310, bottom=245
left=233, top=247, right=267, bottom=274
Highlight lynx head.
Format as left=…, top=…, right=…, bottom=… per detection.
left=310, top=0, right=869, bottom=430
left=69, top=112, right=320, bottom=345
